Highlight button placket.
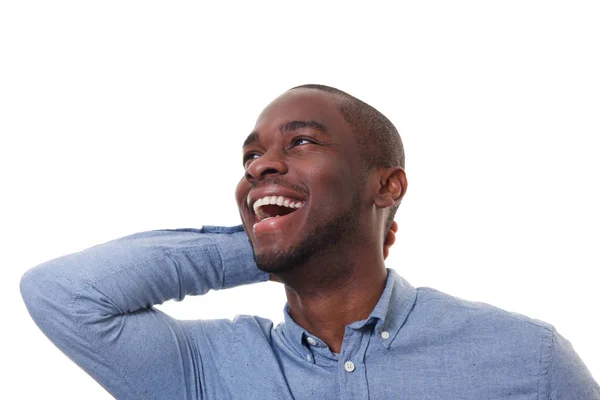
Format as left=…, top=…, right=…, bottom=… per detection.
left=336, top=324, right=371, bottom=397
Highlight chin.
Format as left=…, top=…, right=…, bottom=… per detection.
left=251, top=244, right=311, bottom=274
left=251, top=245, right=291, bottom=271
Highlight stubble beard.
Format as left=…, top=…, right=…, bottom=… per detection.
left=251, top=192, right=363, bottom=274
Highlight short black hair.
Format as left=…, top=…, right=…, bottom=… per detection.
left=289, top=84, right=405, bottom=235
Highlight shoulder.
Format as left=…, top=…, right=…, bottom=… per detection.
left=398, top=287, right=557, bottom=386
left=414, top=286, right=553, bottom=333
left=408, top=287, right=555, bottom=360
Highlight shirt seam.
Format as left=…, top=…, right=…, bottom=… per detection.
left=534, top=325, right=554, bottom=400
left=162, top=244, right=222, bottom=297
left=545, top=328, right=556, bottom=400
left=215, top=321, right=245, bottom=372
left=180, top=321, right=204, bottom=400
left=210, top=238, right=226, bottom=290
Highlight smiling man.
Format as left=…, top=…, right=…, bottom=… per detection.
left=21, top=85, right=599, bottom=399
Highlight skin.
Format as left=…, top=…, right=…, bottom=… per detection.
left=235, top=88, right=407, bottom=353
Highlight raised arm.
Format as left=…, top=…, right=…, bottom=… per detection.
left=20, top=225, right=267, bottom=400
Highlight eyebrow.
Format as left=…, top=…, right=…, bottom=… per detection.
left=242, top=120, right=329, bottom=147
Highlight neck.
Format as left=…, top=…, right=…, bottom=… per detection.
left=277, top=250, right=388, bottom=354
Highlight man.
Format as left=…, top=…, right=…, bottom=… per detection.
left=21, top=85, right=599, bottom=399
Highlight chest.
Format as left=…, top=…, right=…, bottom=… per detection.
left=214, top=335, right=541, bottom=400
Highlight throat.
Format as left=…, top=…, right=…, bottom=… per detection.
left=284, top=267, right=388, bottom=354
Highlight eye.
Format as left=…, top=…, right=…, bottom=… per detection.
left=243, top=152, right=260, bottom=167
left=291, top=137, right=315, bottom=146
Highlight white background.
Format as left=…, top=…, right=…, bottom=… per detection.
left=1, top=1, right=599, bottom=398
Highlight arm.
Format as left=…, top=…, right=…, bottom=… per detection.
left=20, top=225, right=268, bottom=400
left=547, top=327, right=600, bottom=399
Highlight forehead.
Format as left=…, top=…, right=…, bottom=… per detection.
left=252, top=89, right=350, bottom=136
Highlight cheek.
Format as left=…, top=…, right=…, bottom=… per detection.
left=234, top=178, right=249, bottom=207
left=305, top=159, right=359, bottom=211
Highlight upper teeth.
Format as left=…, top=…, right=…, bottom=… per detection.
left=252, top=195, right=304, bottom=214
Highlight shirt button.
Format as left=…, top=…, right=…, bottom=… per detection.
left=344, top=361, right=355, bottom=372
left=306, top=354, right=312, bottom=361
left=381, top=331, right=390, bottom=340
left=306, top=337, right=317, bottom=346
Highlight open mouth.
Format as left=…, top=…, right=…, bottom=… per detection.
left=252, top=195, right=305, bottom=223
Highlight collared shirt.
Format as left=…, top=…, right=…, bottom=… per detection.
left=21, top=225, right=600, bottom=399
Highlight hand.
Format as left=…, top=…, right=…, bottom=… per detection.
left=383, top=221, right=398, bottom=260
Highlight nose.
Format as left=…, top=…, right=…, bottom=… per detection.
left=245, top=150, right=288, bottom=183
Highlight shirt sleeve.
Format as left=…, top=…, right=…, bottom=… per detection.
left=19, top=225, right=269, bottom=400
left=548, top=327, right=600, bottom=399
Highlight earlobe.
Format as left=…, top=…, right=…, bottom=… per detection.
left=374, top=167, right=407, bottom=208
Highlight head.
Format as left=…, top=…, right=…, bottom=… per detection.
left=235, top=85, right=407, bottom=275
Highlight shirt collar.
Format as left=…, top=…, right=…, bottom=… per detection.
left=279, top=268, right=417, bottom=353
left=371, top=268, right=417, bottom=348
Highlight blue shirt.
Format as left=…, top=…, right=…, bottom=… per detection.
left=20, top=225, right=600, bottom=399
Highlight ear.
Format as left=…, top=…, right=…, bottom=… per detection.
left=373, top=167, right=407, bottom=209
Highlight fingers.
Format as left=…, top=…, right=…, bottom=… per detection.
left=384, top=226, right=396, bottom=247
left=383, top=221, right=398, bottom=260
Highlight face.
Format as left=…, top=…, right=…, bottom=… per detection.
left=234, top=89, right=368, bottom=273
